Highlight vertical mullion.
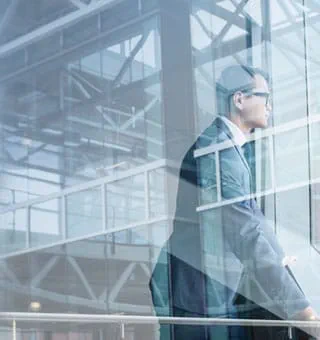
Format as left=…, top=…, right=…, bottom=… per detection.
left=102, top=183, right=107, bottom=231
left=302, top=0, right=314, bottom=246
left=145, top=171, right=150, bottom=220
left=269, top=135, right=276, bottom=192
left=26, top=206, right=31, bottom=248
left=215, top=151, right=222, bottom=202
left=61, top=195, right=67, bottom=240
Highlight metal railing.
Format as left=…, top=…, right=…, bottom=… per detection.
left=0, top=159, right=170, bottom=257
left=1, top=313, right=320, bottom=340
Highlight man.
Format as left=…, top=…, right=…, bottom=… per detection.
left=150, top=65, right=318, bottom=339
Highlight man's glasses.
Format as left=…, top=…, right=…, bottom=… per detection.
left=243, top=90, right=271, bottom=106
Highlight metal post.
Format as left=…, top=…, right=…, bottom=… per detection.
left=26, top=206, right=31, bottom=248
left=61, top=195, right=67, bottom=239
left=215, top=151, right=222, bottom=202
left=269, top=135, right=276, bottom=192
left=12, top=319, right=16, bottom=340
left=120, top=322, right=125, bottom=340
left=144, top=171, right=150, bottom=220
left=102, top=184, right=107, bottom=231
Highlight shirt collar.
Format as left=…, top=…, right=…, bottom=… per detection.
left=219, top=116, right=247, bottom=147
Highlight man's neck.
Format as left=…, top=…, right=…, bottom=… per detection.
left=220, top=116, right=247, bottom=147
left=228, top=114, right=251, bottom=135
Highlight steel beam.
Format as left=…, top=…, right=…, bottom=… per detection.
left=277, top=0, right=305, bottom=44
left=67, top=256, right=97, bottom=300
left=0, top=261, right=20, bottom=286
left=112, top=32, right=151, bottom=89
left=229, top=0, right=260, bottom=27
left=0, top=0, right=123, bottom=58
left=0, top=0, right=20, bottom=36
left=31, top=256, right=60, bottom=288
left=193, top=1, right=247, bottom=31
left=193, top=13, right=215, bottom=40
left=1, top=170, right=60, bottom=187
left=17, top=143, right=47, bottom=163
left=69, top=0, right=87, bottom=9
left=120, top=97, right=159, bottom=131
left=1, top=158, right=89, bottom=181
left=68, top=68, right=103, bottom=95
left=0, top=6, right=158, bottom=84
left=212, top=0, right=249, bottom=48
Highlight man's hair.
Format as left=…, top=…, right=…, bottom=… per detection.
left=216, top=65, right=269, bottom=115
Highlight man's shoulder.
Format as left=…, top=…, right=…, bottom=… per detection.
left=180, top=117, right=235, bottom=170
left=196, top=117, right=230, bottom=149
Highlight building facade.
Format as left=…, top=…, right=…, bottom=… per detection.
left=0, top=0, right=320, bottom=338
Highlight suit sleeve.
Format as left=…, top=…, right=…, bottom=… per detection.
left=219, top=154, right=309, bottom=319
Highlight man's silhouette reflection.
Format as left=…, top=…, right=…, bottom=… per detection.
left=149, top=65, right=318, bottom=339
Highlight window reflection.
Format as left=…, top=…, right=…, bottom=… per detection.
left=1, top=0, right=320, bottom=338
left=30, top=199, right=62, bottom=247
left=67, top=187, right=102, bottom=238
left=0, top=209, right=27, bottom=254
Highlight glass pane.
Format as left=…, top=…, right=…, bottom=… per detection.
left=106, top=174, right=145, bottom=228
left=30, top=198, right=62, bottom=247
left=311, top=124, right=320, bottom=251
left=310, top=122, right=320, bottom=180
left=254, top=137, right=273, bottom=195
left=67, top=187, right=103, bottom=238
left=2, top=0, right=320, bottom=338
left=306, top=8, right=320, bottom=116
left=274, top=127, right=309, bottom=187
left=276, top=186, right=310, bottom=254
left=270, top=1, right=308, bottom=126
left=198, top=153, right=218, bottom=205
left=149, top=167, right=167, bottom=218
left=190, top=0, right=318, bottom=334
left=0, top=208, right=27, bottom=253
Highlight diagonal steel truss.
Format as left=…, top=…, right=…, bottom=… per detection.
left=0, top=254, right=155, bottom=314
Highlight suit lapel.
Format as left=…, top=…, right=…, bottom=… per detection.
left=215, top=117, right=253, bottom=194
left=216, top=118, right=251, bottom=174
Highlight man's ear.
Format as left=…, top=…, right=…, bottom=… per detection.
left=232, top=91, right=244, bottom=111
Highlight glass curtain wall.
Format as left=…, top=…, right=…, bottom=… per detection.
left=0, top=6, right=164, bottom=252
left=0, top=0, right=320, bottom=339
left=191, top=0, right=320, bottom=325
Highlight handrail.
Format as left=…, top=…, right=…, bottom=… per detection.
left=0, top=313, right=319, bottom=328
left=0, top=159, right=168, bottom=215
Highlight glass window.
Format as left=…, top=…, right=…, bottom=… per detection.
left=2, top=0, right=320, bottom=338
left=66, top=187, right=103, bottom=238
left=106, top=174, right=145, bottom=228
left=274, top=127, right=309, bottom=187
left=0, top=208, right=27, bottom=253
left=149, top=167, right=167, bottom=218
left=30, top=199, right=62, bottom=247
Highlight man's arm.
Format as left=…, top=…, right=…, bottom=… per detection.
left=219, top=164, right=311, bottom=319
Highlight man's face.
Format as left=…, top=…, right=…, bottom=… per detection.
left=238, top=74, right=271, bottom=129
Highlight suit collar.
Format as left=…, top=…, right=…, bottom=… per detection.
left=219, top=116, right=247, bottom=147
left=215, top=117, right=252, bottom=180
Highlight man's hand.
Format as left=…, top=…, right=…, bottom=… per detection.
left=292, top=306, right=320, bottom=339
left=294, top=306, right=318, bottom=320
left=282, top=255, right=297, bottom=267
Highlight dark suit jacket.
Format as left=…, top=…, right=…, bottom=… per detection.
left=149, top=117, right=309, bottom=320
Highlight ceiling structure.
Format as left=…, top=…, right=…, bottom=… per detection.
left=0, top=0, right=319, bottom=332
left=0, top=0, right=318, bottom=207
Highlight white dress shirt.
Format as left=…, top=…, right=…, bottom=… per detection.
left=219, top=116, right=247, bottom=147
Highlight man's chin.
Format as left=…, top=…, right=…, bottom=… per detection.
left=258, top=120, right=269, bottom=129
